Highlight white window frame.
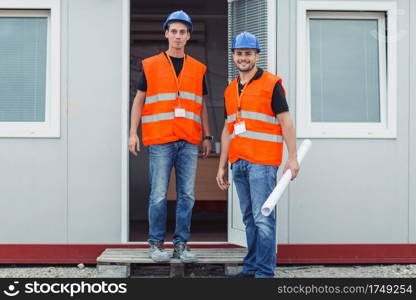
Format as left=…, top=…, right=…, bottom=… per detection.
left=0, top=0, right=60, bottom=138
left=297, top=1, right=397, bottom=138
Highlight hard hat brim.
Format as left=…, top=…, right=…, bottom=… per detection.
left=164, top=20, right=193, bottom=32
left=231, top=48, right=260, bottom=53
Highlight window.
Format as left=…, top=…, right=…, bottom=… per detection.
left=0, top=1, right=60, bottom=137
left=297, top=1, right=397, bottom=138
left=228, top=0, right=276, bottom=80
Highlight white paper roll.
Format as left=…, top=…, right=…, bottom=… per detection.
left=261, top=139, right=312, bottom=216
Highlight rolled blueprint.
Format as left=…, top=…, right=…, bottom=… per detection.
left=261, top=139, right=312, bottom=216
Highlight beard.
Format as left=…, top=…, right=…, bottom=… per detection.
left=237, top=63, right=255, bottom=73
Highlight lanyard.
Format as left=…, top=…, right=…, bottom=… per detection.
left=236, top=72, right=256, bottom=121
left=165, top=52, right=186, bottom=107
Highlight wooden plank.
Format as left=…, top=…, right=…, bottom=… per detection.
left=130, top=263, right=231, bottom=278
left=98, top=258, right=245, bottom=264
left=98, top=255, right=245, bottom=261
left=99, top=254, right=245, bottom=259
left=102, top=248, right=245, bottom=251
left=96, top=248, right=247, bottom=277
left=99, top=255, right=245, bottom=260
left=101, top=248, right=246, bottom=253
left=170, top=264, right=185, bottom=277
left=98, top=258, right=245, bottom=263
left=98, top=256, right=245, bottom=262
left=99, top=250, right=247, bottom=257
left=99, top=256, right=245, bottom=261
left=99, top=254, right=246, bottom=259
left=96, top=265, right=130, bottom=278
left=101, top=250, right=246, bottom=255
left=99, top=258, right=245, bottom=262
left=97, top=248, right=247, bottom=267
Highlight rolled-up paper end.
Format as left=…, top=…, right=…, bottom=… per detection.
left=261, top=207, right=272, bottom=217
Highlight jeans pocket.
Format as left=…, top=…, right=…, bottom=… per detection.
left=267, top=166, right=279, bottom=189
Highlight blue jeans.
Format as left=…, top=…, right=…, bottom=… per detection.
left=147, top=140, right=198, bottom=245
left=232, top=159, right=278, bottom=278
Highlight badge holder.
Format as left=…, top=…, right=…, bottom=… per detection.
left=234, top=121, right=246, bottom=135
left=174, top=107, right=186, bottom=118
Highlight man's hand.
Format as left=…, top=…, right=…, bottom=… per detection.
left=128, top=134, right=140, bottom=156
left=201, top=139, right=212, bottom=158
left=216, top=167, right=230, bottom=190
left=283, top=157, right=300, bottom=180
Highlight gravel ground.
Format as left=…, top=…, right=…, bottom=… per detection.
left=1, top=264, right=416, bottom=278
left=0, top=264, right=97, bottom=278
left=275, top=264, right=416, bottom=278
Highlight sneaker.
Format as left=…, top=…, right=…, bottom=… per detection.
left=148, top=242, right=170, bottom=262
left=172, top=243, right=198, bottom=263
left=226, top=271, right=255, bottom=278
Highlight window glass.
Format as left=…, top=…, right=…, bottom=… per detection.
left=310, top=19, right=381, bottom=122
left=0, top=17, right=48, bottom=122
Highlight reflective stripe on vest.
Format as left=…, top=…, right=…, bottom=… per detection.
left=230, top=130, right=283, bottom=143
left=145, top=91, right=202, bottom=105
left=145, top=93, right=177, bottom=104
left=142, top=111, right=201, bottom=124
left=227, top=111, right=280, bottom=125
left=179, top=91, right=203, bottom=105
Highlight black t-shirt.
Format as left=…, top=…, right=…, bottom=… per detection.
left=137, top=54, right=208, bottom=95
left=224, top=68, right=288, bottom=118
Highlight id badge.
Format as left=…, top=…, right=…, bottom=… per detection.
left=174, top=108, right=186, bottom=118
left=234, top=121, right=246, bottom=135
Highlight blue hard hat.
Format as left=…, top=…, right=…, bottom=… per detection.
left=163, top=10, right=193, bottom=33
left=231, top=32, right=260, bottom=52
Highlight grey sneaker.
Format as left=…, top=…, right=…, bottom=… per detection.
left=172, top=243, right=198, bottom=263
left=148, top=242, right=170, bottom=262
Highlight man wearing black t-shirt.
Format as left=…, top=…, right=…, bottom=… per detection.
left=223, top=68, right=288, bottom=118
left=217, top=32, right=299, bottom=278
left=128, top=11, right=212, bottom=263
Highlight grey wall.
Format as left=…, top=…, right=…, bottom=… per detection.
left=0, top=0, right=124, bottom=243
left=0, top=138, right=67, bottom=243
left=277, top=0, right=413, bottom=244
left=409, top=0, right=416, bottom=243
left=67, top=0, right=123, bottom=243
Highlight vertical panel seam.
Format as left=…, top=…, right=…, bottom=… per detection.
left=409, top=0, right=415, bottom=244
left=288, top=0, right=294, bottom=244
left=65, top=0, right=70, bottom=244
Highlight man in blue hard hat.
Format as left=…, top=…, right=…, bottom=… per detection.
left=217, top=32, right=299, bottom=278
left=128, top=10, right=212, bottom=263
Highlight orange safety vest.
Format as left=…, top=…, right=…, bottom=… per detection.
left=141, top=52, right=207, bottom=146
left=225, top=71, right=285, bottom=166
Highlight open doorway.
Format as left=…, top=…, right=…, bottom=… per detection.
left=128, top=0, right=228, bottom=242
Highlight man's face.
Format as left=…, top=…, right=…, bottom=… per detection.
left=165, top=22, right=190, bottom=50
left=232, top=49, right=259, bottom=72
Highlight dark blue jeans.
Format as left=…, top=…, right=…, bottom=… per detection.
left=147, top=140, right=198, bottom=245
left=232, top=159, right=278, bottom=278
